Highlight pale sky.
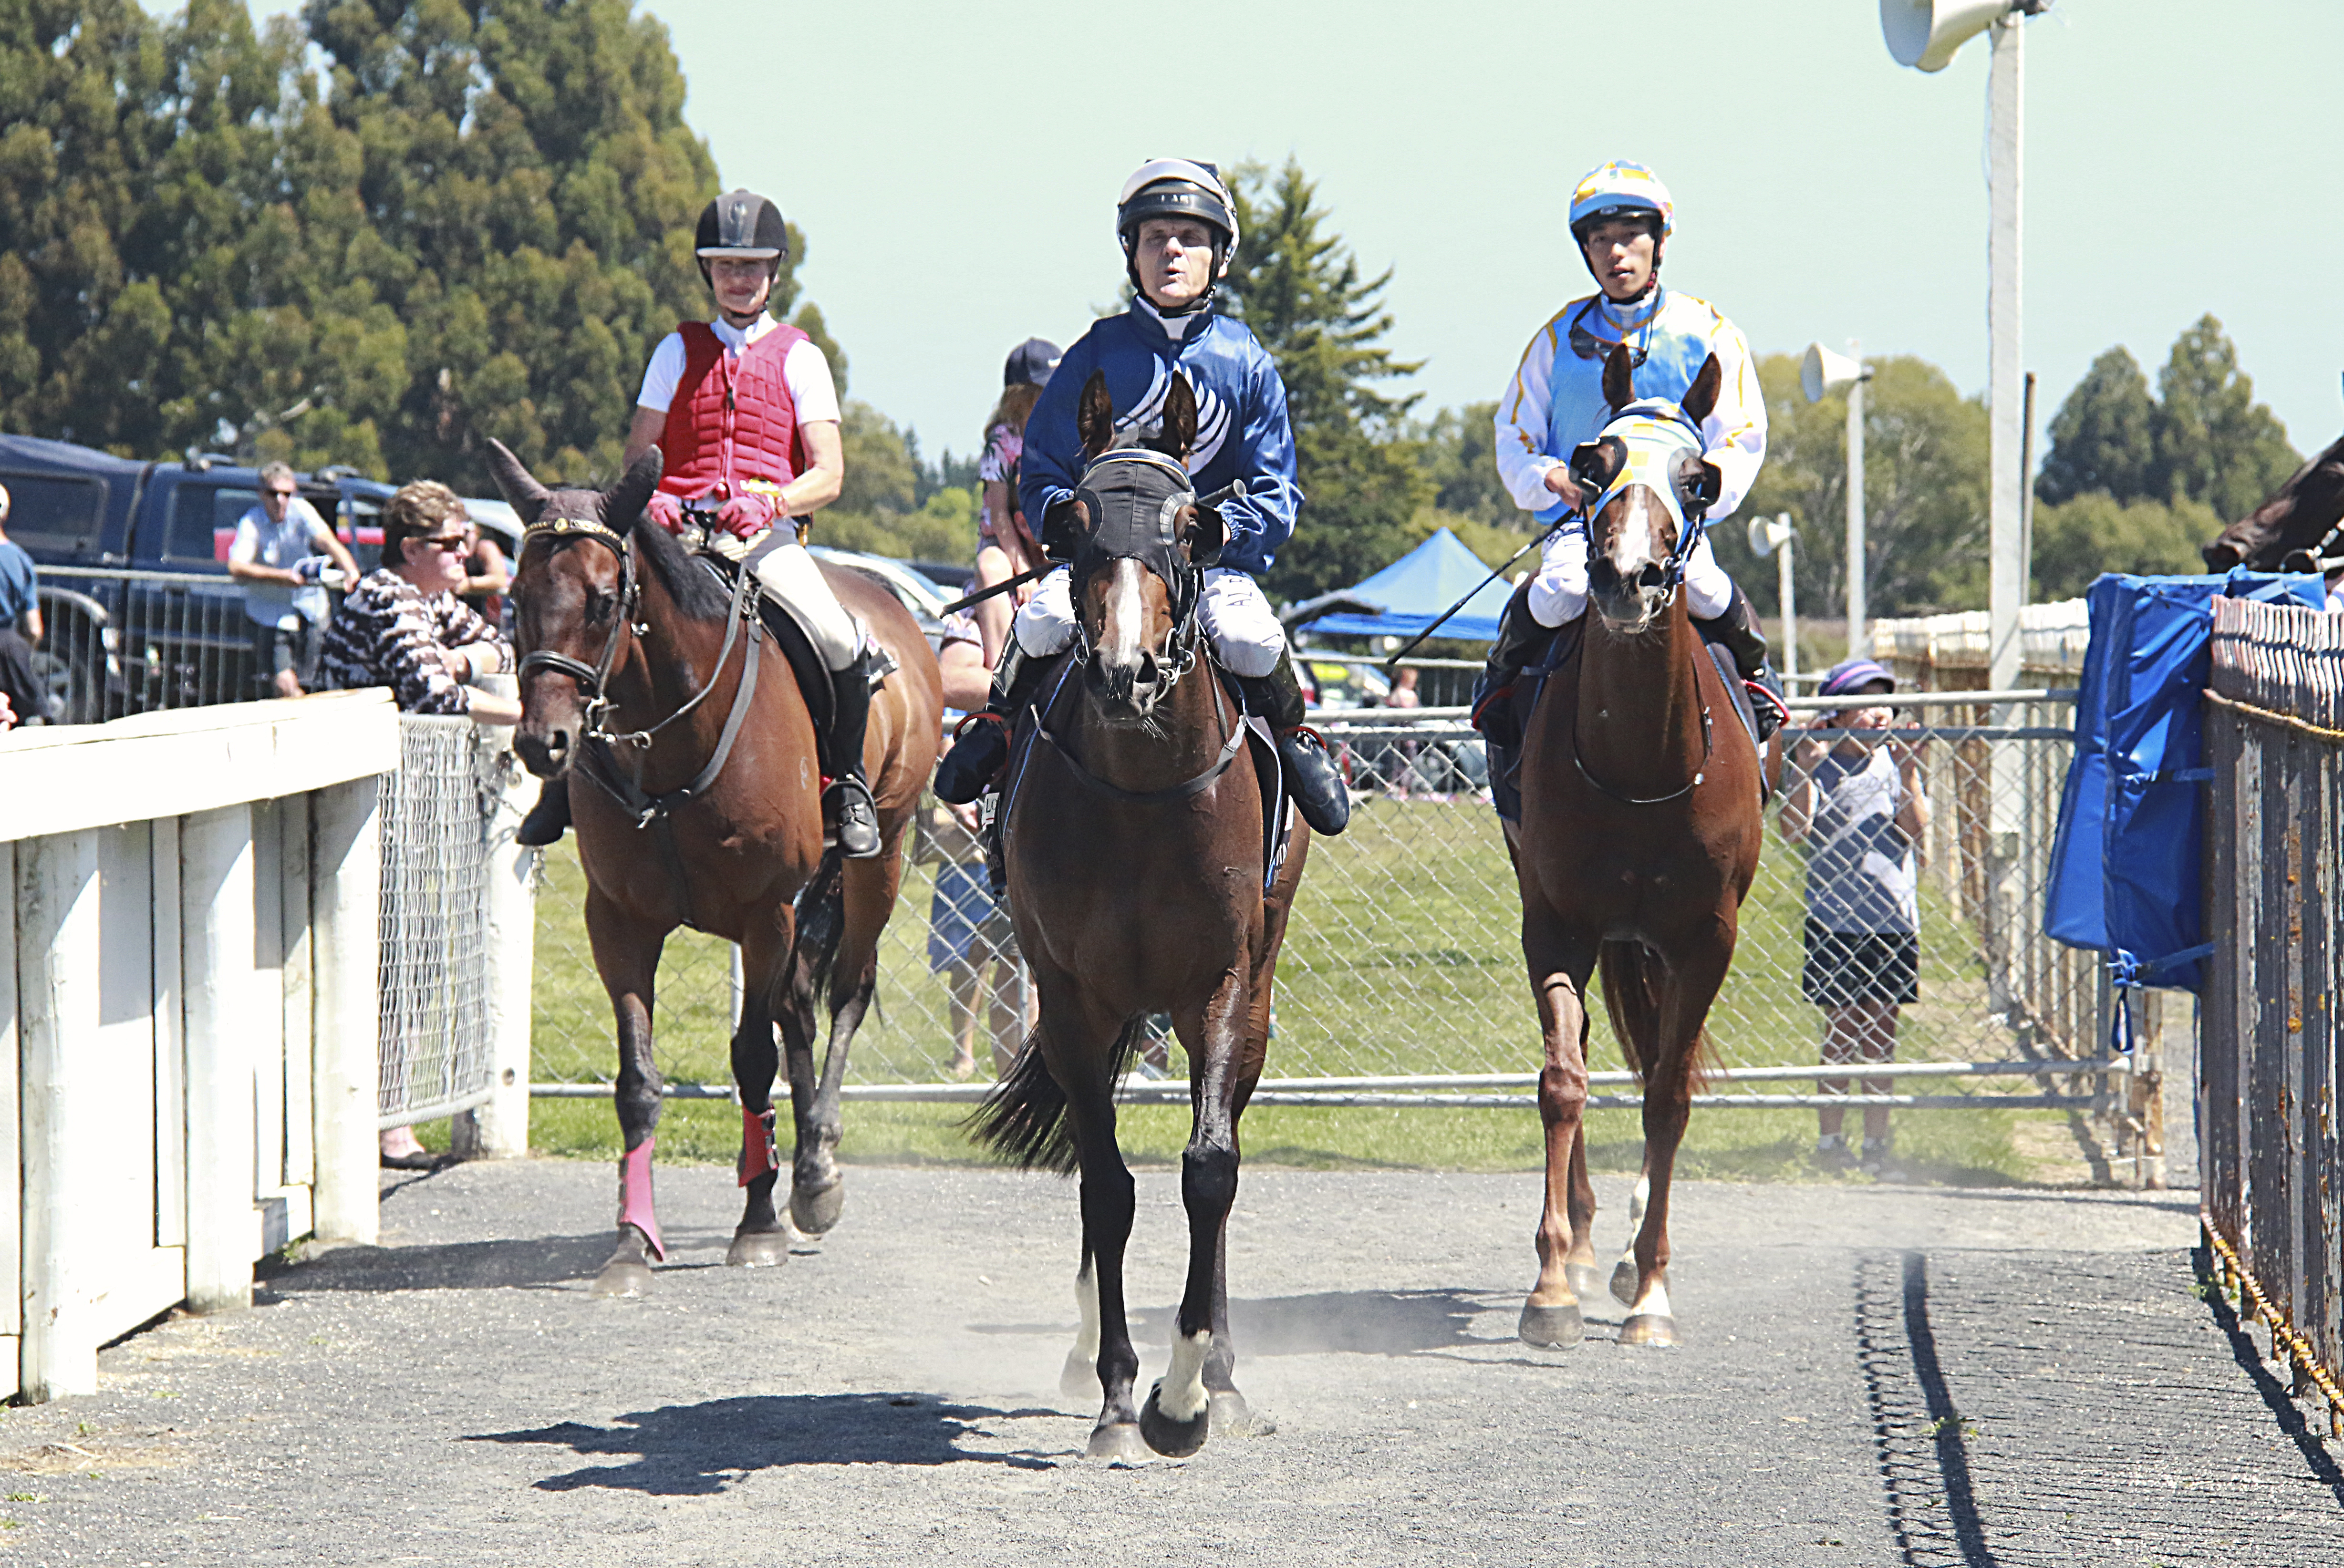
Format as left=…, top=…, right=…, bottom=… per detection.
left=247, top=0, right=2343, bottom=473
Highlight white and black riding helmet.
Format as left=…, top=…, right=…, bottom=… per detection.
left=695, top=188, right=789, bottom=287
left=1116, top=159, right=1239, bottom=314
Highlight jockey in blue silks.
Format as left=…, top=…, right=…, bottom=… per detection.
left=933, top=158, right=1349, bottom=836
left=1473, top=160, right=1786, bottom=756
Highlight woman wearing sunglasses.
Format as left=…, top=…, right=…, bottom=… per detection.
left=317, top=480, right=518, bottom=726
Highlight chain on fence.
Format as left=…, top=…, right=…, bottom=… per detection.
left=528, top=694, right=2105, bottom=1104
left=377, top=714, right=502, bottom=1128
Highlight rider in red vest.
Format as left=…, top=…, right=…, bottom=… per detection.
left=514, top=189, right=880, bottom=858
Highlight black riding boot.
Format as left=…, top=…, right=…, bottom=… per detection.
left=1470, top=580, right=1559, bottom=756
left=825, top=652, right=882, bottom=859
left=1240, top=651, right=1349, bottom=837
left=1693, top=584, right=1787, bottom=743
left=934, top=642, right=1046, bottom=805
left=515, top=776, right=572, bottom=847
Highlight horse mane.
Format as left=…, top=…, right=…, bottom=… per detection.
left=2240, top=429, right=2344, bottom=564
left=629, top=515, right=734, bottom=621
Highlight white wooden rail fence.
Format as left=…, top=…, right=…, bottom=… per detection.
left=0, top=692, right=398, bottom=1402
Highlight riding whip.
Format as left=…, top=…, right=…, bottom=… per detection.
left=1380, top=514, right=1573, bottom=671
left=938, top=478, right=1247, bottom=616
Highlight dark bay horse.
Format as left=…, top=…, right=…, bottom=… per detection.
left=973, top=371, right=1309, bottom=1461
left=2202, top=428, right=2344, bottom=576
left=490, top=441, right=941, bottom=1297
left=1507, top=346, right=1768, bottom=1350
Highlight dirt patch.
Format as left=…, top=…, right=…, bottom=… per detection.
left=6, top=1430, right=187, bottom=1475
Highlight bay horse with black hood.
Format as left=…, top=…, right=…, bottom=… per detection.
left=973, top=371, right=1310, bottom=1462
left=1508, top=345, right=1769, bottom=1351
left=490, top=441, right=940, bottom=1298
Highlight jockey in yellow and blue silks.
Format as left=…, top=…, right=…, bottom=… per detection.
left=1473, top=160, right=1786, bottom=754
left=933, top=159, right=1349, bottom=837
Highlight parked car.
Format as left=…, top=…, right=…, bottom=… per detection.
left=807, top=545, right=954, bottom=650
left=1300, top=657, right=1392, bottom=711
left=0, top=434, right=394, bottom=721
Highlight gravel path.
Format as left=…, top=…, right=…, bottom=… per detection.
left=0, top=1158, right=2330, bottom=1566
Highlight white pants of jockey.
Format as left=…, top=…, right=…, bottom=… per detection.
left=1526, top=522, right=1735, bottom=628
left=1014, top=564, right=1285, bottom=680
left=742, top=531, right=861, bottom=671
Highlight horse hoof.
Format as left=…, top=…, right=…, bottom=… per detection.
left=726, top=1230, right=789, bottom=1268
left=1139, top=1381, right=1210, bottom=1458
left=1566, top=1263, right=1605, bottom=1304
left=1518, top=1300, right=1586, bottom=1349
left=1208, top=1391, right=1270, bottom=1438
left=1609, top=1259, right=1640, bottom=1308
left=1060, top=1352, right=1097, bottom=1409
left=790, top=1180, right=845, bottom=1236
left=1618, top=1313, right=1678, bottom=1347
left=590, top=1260, right=654, bottom=1299
left=1085, top=1422, right=1152, bottom=1464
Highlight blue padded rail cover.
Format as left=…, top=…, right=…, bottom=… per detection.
left=2042, top=568, right=2323, bottom=991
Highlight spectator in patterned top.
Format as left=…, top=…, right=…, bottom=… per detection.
left=968, top=337, right=1059, bottom=665
left=319, top=481, right=519, bottom=726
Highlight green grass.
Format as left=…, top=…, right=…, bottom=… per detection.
left=516, top=791, right=2085, bottom=1185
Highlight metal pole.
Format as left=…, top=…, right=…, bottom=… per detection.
left=1778, top=523, right=1799, bottom=683
left=1846, top=339, right=1866, bottom=659
left=1987, top=18, right=2024, bottom=695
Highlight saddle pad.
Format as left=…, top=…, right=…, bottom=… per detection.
left=1489, top=618, right=1584, bottom=824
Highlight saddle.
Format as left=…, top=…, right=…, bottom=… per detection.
left=1487, top=620, right=1767, bottom=823
left=994, top=654, right=1294, bottom=895
left=686, top=532, right=895, bottom=765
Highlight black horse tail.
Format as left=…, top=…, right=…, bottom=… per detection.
left=790, top=851, right=850, bottom=1017
left=969, top=1020, right=1144, bottom=1176
left=1597, top=940, right=1713, bottom=1092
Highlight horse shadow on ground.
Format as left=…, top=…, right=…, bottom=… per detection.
left=467, top=1393, right=1058, bottom=1493
left=257, top=1231, right=740, bottom=1294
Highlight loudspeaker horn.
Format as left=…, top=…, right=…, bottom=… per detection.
left=1747, top=513, right=1795, bottom=559
left=1881, top=0, right=2013, bottom=72
left=1801, top=342, right=1869, bottom=405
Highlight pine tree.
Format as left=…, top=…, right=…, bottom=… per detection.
left=1218, top=158, right=1427, bottom=601
left=2036, top=346, right=2156, bottom=506
left=2150, top=315, right=2299, bottom=523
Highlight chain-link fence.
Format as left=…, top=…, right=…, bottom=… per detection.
left=529, top=691, right=2107, bottom=1112
left=378, top=714, right=504, bottom=1128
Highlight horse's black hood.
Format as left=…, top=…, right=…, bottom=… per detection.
left=1072, top=446, right=1196, bottom=596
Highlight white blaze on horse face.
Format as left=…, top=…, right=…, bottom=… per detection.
left=1159, top=1329, right=1213, bottom=1423
left=1106, top=557, right=1145, bottom=669
left=1617, top=488, right=1657, bottom=576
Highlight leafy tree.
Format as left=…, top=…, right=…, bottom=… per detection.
left=1409, top=402, right=1514, bottom=529
left=1714, top=353, right=1989, bottom=621
left=819, top=401, right=975, bottom=563
left=2036, top=346, right=2156, bottom=505
left=1218, top=158, right=1427, bottom=601
left=2149, top=314, right=2298, bottom=523
left=2030, top=492, right=2218, bottom=602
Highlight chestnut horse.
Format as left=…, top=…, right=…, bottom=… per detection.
left=489, top=441, right=941, bottom=1297
left=973, top=371, right=1309, bottom=1461
left=2201, top=427, right=2344, bottom=576
left=1507, top=346, right=1768, bottom=1350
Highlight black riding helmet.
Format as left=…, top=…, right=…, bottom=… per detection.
left=695, top=188, right=788, bottom=287
left=1116, top=159, right=1239, bottom=316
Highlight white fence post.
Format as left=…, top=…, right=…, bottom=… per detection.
left=471, top=751, right=536, bottom=1158
left=182, top=805, right=259, bottom=1314
left=18, top=829, right=104, bottom=1400
left=310, top=777, right=381, bottom=1247
left=0, top=841, right=21, bottom=1392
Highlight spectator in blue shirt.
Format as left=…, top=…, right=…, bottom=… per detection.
left=0, top=483, right=45, bottom=725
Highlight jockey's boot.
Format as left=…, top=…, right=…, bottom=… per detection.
left=825, top=651, right=883, bottom=859
left=1694, top=584, right=1788, bottom=743
left=1241, top=651, right=1350, bottom=837
left=934, top=642, right=1045, bottom=805
left=514, top=777, right=572, bottom=847
left=1470, top=580, right=1555, bottom=756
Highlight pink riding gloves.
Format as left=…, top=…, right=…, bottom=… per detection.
left=643, top=491, right=685, bottom=535
left=715, top=493, right=777, bottom=539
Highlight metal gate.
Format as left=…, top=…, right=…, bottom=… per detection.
left=2201, top=596, right=2344, bottom=1429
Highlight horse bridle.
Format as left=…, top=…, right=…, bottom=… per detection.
left=1067, top=446, right=1210, bottom=697
left=516, top=512, right=758, bottom=757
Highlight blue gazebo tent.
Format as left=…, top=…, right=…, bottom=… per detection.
left=1288, top=527, right=1516, bottom=644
